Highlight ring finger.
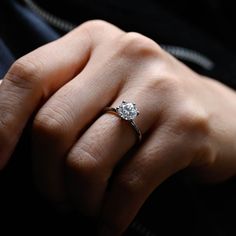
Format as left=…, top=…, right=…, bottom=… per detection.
left=65, top=82, right=162, bottom=216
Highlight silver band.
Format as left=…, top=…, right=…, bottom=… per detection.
left=104, top=101, right=142, bottom=143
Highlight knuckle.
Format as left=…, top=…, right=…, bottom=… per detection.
left=118, top=32, right=163, bottom=58
left=6, top=57, right=43, bottom=90
left=144, top=74, right=181, bottom=95
left=174, top=101, right=210, bottom=136
left=33, top=107, right=69, bottom=141
left=80, top=19, right=110, bottom=29
left=67, top=143, right=105, bottom=182
left=79, top=19, right=112, bottom=37
left=78, top=20, right=123, bottom=44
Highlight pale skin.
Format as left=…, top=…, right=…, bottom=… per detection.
left=0, top=20, right=236, bottom=235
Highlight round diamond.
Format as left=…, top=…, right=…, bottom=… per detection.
left=117, top=101, right=138, bottom=120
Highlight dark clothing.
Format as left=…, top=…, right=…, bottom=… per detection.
left=1, top=0, right=236, bottom=87
left=0, top=1, right=236, bottom=235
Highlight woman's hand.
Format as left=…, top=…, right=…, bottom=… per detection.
left=0, top=24, right=92, bottom=168
left=2, top=20, right=236, bottom=235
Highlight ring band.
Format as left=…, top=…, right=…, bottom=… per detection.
left=104, top=101, right=142, bottom=143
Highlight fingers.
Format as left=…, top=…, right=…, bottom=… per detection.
left=31, top=22, right=163, bottom=203
left=31, top=26, right=125, bottom=202
left=31, top=62, right=122, bottom=202
left=30, top=22, right=182, bottom=230
left=0, top=26, right=93, bottom=169
left=65, top=84, right=161, bottom=215
left=98, top=125, right=192, bottom=235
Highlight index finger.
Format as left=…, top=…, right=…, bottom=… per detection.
left=0, top=25, right=92, bottom=169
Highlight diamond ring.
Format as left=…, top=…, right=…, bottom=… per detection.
left=104, top=101, right=142, bottom=143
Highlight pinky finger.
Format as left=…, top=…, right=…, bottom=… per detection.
left=98, top=128, right=191, bottom=235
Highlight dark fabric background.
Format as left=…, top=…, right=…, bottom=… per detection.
left=0, top=0, right=236, bottom=235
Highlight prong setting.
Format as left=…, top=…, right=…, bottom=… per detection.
left=104, top=101, right=142, bottom=142
left=117, top=101, right=139, bottom=121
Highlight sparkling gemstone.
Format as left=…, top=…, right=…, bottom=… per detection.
left=117, top=101, right=138, bottom=120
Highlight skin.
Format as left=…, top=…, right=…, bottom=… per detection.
left=0, top=20, right=236, bottom=235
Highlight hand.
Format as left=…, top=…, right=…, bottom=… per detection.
left=3, top=20, right=236, bottom=235
left=0, top=26, right=92, bottom=168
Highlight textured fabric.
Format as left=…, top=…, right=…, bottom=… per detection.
left=0, top=39, right=14, bottom=78
left=0, top=1, right=236, bottom=235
